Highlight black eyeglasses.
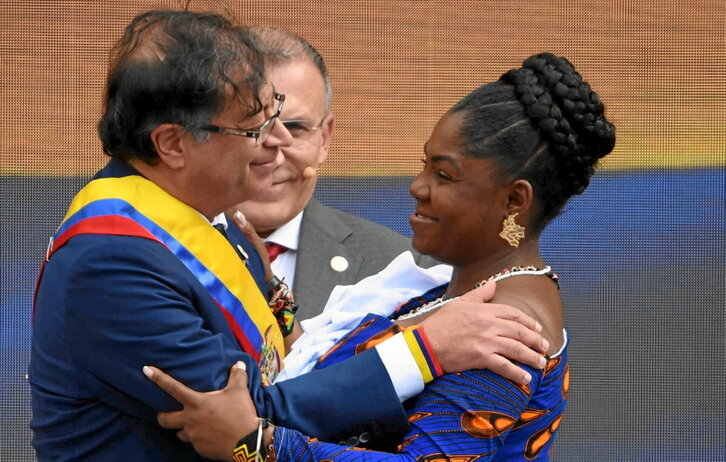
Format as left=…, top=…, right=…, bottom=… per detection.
left=202, top=93, right=285, bottom=145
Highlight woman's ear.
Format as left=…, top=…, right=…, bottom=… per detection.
left=506, top=179, right=534, bottom=215
left=150, top=123, right=186, bottom=170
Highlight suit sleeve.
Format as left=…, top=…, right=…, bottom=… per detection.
left=253, top=348, right=409, bottom=443
left=63, top=236, right=250, bottom=422
left=63, top=236, right=407, bottom=443
left=272, top=368, right=552, bottom=461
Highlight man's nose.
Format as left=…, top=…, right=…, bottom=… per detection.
left=263, top=117, right=293, bottom=148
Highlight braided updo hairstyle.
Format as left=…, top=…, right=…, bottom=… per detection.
left=452, top=53, right=616, bottom=234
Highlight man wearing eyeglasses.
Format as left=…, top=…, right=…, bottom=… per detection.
left=29, top=11, right=411, bottom=460
left=31, top=11, right=289, bottom=460
left=30, top=11, right=548, bottom=461
left=230, top=27, right=434, bottom=320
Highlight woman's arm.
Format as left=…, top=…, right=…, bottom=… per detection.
left=272, top=359, right=566, bottom=461
left=229, top=210, right=303, bottom=350
left=145, top=354, right=564, bottom=461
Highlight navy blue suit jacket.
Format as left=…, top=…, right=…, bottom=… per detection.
left=29, top=159, right=408, bottom=461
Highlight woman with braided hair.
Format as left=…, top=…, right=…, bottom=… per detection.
left=146, top=53, right=615, bottom=461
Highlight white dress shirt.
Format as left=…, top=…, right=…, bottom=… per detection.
left=276, top=251, right=454, bottom=402
left=264, top=211, right=303, bottom=288
left=226, top=210, right=443, bottom=403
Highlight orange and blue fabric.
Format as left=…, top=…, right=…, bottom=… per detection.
left=274, top=283, right=569, bottom=461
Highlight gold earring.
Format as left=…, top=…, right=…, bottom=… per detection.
left=499, top=213, right=525, bottom=248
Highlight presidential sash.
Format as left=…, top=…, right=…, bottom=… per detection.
left=41, top=175, right=283, bottom=384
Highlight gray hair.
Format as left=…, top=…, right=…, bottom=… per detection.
left=244, top=27, right=332, bottom=112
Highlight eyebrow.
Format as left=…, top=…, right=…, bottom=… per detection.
left=235, top=108, right=264, bottom=126
left=235, top=97, right=275, bottom=126
left=280, top=118, right=311, bottom=124
left=431, top=154, right=461, bottom=170
left=424, top=142, right=456, bottom=160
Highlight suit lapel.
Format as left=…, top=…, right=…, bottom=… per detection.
left=294, top=200, right=364, bottom=319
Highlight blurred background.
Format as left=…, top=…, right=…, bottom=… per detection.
left=1, top=0, right=723, bottom=460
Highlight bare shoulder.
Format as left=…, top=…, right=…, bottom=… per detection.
left=491, top=276, right=565, bottom=356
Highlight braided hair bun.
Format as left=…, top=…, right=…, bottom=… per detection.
left=502, top=53, right=615, bottom=195
left=452, top=53, right=615, bottom=232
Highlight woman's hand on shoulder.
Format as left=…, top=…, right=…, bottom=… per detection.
left=230, top=209, right=274, bottom=281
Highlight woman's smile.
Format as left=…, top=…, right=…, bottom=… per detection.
left=410, top=210, right=438, bottom=223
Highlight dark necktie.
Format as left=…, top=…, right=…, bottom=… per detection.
left=265, top=243, right=288, bottom=263
left=213, top=223, right=228, bottom=239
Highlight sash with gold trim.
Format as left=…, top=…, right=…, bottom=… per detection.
left=36, top=175, right=284, bottom=384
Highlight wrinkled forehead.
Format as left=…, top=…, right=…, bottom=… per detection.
left=266, top=59, right=326, bottom=113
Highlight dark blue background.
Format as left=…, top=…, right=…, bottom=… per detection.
left=1, top=168, right=724, bottom=460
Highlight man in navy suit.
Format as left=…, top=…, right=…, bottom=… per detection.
left=30, top=10, right=548, bottom=461
left=230, top=27, right=436, bottom=319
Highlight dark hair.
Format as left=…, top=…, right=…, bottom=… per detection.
left=452, top=53, right=616, bottom=234
left=97, top=10, right=266, bottom=162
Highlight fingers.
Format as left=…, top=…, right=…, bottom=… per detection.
left=158, top=410, right=185, bottom=430
left=483, top=354, right=533, bottom=385
left=226, top=361, right=249, bottom=391
left=499, top=315, right=549, bottom=354
left=176, top=429, right=190, bottom=443
left=459, top=279, right=496, bottom=303
left=487, top=303, right=543, bottom=335
left=232, top=211, right=252, bottom=235
left=231, top=211, right=273, bottom=279
left=489, top=337, right=547, bottom=371
left=232, top=210, right=263, bottom=249
left=143, top=366, right=199, bottom=406
left=233, top=210, right=264, bottom=248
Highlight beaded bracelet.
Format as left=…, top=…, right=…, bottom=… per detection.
left=266, top=276, right=298, bottom=337
left=233, top=418, right=274, bottom=462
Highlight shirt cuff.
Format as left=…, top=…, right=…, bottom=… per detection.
left=375, top=332, right=424, bottom=402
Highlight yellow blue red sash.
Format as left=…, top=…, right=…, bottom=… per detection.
left=42, top=175, right=283, bottom=383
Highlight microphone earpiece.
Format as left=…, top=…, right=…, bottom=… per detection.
left=302, top=166, right=317, bottom=179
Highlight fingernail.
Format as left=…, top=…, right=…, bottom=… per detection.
left=235, top=361, right=246, bottom=371
left=142, top=366, right=153, bottom=378
left=539, top=356, right=547, bottom=368
left=234, top=211, right=247, bottom=226
left=542, top=339, right=549, bottom=351
left=535, top=322, right=542, bottom=332
left=523, top=372, right=532, bottom=384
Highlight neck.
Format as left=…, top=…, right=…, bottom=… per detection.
left=238, top=217, right=279, bottom=238
left=255, top=228, right=275, bottom=238
left=129, top=159, right=220, bottom=221
left=445, top=240, right=543, bottom=298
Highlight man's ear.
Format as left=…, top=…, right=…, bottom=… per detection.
left=150, top=123, right=186, bottom=170
left=506, top=179, right=534, bottom=215
left=318, top=113, right=335, bottom=165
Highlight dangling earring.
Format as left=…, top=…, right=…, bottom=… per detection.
left=499, top=213, right=525, bottom=248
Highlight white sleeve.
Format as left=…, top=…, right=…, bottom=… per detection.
left=375, top=332, right=425, bottom=402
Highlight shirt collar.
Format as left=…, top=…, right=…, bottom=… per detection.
left=194, top=211, right=228, bottom=229
left=210, top=213, right=228, bottom=230
left=265, top=211, right=303, bottom=251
